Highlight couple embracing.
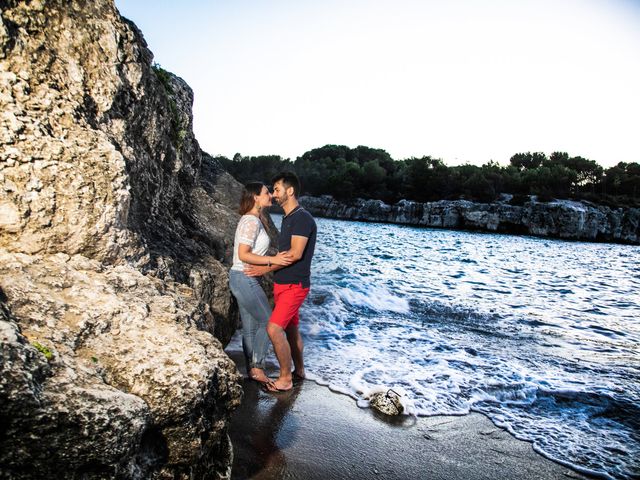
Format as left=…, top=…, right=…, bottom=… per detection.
left=229, top=172, right=317, bottom=392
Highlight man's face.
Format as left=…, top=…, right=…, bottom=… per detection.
left=272, top=180, right=290, bottom=206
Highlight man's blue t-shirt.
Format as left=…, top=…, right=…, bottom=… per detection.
left=274, top=206, right=316, bottom=288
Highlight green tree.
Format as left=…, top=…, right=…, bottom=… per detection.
left=217, top=144, right=636, bottom=207
left=509, top=152, right=547, bottom=171
left=604, top=162, right=640, bottom=198
left=462, top=172, right=496, bottom=202
left=545, top=152, right=603, bottom=193
left=362, top=160, right=387, bottom=189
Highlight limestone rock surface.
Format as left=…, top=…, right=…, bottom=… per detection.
left=0, top=251, right=242, bottom=479
left=1, top=0, right=245, bottom=478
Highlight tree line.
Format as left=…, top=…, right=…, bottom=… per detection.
left=216, top=146, right=640, bottom=207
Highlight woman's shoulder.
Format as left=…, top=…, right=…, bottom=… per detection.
left=239, top=214, right=260, bottom=223
left=238, top=214, right=262, bottom=230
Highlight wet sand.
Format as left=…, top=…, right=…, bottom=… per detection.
left=227, top=350, right=591, bottom=480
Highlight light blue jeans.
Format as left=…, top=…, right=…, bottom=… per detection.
left=229, top=269, right=272, bottom=370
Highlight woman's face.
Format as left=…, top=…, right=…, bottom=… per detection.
left=254, top=185, right=272, bottom=208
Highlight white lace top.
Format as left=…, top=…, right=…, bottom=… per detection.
left=231, top=215, right=270, bottom=271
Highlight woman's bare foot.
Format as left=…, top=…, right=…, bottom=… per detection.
left=249, top=368, right=271, bottom=384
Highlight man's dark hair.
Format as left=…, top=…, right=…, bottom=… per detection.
left=271, top=171, right=301, bottom=198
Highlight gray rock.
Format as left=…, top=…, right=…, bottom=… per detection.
left=369, top=390, right=405, bottom=416
left=300, top=196, right=639, bottom=244
left=0, top=0, right=248, bottom=478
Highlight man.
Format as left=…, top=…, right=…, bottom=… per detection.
left=245, top=171, right=317, bottom=392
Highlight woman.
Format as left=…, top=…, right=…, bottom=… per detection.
left=229, top=182, right=292, bottom=384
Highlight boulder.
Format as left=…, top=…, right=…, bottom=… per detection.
left=369, top=389, right=405, bottom=416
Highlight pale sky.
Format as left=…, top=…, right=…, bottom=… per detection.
left=115, top=0, right=640, bottom=167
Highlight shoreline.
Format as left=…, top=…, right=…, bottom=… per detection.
left=287, top=195, right=640, bottom=245
left=226, top=348, right=592, bottom=480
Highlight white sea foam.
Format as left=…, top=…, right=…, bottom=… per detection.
left=337, top=285, right=410, bottom=314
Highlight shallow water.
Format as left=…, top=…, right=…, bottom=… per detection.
left=232, top=215, right=640, bottom=479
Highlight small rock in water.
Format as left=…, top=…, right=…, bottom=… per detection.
left=369, top=389, right=404, bottom=416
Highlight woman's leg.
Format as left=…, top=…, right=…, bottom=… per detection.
left=229, top=271, right=272, bottom=371
left=244, top=277, right=272, bottom=370
left=237, top=303, right=254, bottom=373
left=230, top=271, right=259, bottom=368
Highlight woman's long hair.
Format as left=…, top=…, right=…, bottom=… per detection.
left=239, top=182, right=265, bottom=215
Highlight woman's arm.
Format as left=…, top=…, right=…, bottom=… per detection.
left=244, top=262, right=284, bottom=277
left=238, top=244, right=292, bottom=267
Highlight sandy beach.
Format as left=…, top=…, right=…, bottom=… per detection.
left=227, top=350, right=591, bottom=480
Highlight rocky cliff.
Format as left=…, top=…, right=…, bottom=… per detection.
left=1, top=1, right=246, bottom=478
left=300, top=195, right=640, bottom=244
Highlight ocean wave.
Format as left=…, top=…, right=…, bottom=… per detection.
left=475, top=390, right=640, bottom=480
left=337, top=285, right=410, bottom=314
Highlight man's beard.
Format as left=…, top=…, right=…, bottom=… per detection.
left=276, top=192, right=288, bottom=205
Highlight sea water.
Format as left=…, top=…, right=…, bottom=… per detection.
left=230, top=215, right=640, bottom=479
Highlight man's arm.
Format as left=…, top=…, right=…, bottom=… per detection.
left=287, top=235, right=309, bottom=262
left=244, top=235, right=309, bottom=277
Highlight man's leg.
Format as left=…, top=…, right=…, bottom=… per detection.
left=267, top=284, right=309, bottom=391
left=267, top=283, right=295, bottom=391
left=267, top=322, right=293, bottom=391
left=286, top=323, right=305, bottom=379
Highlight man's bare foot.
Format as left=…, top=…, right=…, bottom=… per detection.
left=292, top=370, right=306, bottom=382
left=266, top=378, right=293, bottom=392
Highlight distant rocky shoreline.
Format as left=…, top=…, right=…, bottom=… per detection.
left=298, top=195, right=640, bottom=244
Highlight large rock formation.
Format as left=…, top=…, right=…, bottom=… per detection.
left=300, top=195, right=640, bottom=244
left=1, top=1, right=246, bottom=478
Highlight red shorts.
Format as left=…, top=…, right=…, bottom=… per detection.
left=270, top=283, right=310, bottom=329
